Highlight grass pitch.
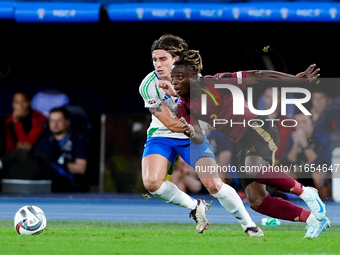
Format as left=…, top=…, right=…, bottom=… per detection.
left=0, top=221, right=339, bottom=255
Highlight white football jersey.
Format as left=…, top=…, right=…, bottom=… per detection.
left=139, top=71, right=188, bottom=139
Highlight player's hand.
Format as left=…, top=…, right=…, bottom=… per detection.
left=158, top=80, right=178, bottom=97
left=207, top=123, right=216, bottom=130
left=183, top=124, right=195, bottom=139
left=295, top=64, right=320, bottom=82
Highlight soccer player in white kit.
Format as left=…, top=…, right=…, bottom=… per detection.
left=140, top=34, right=263, bottom=236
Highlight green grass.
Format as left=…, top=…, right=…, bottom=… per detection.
left=0, top=221, right=339, bottom=255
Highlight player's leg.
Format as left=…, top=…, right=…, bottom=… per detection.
left=142, top=138, right=197, bottom=211
left=142, top=138, right=209, bottom=233
left=244, top=176, right=312, bottom=222
left=249, top=159, right=326, bottom=220
left=254, top=170, right=326, bottom=220
left=245, top=120, right=326, bottom=220
left=188, top=136, right=263, bottom=236
left=245, top=178, right=330, bottom=238
left=245, top=155, right=312, bottom=220
left=142, top=154, right=197, bottom=210
left=244, top=155, right=330, bottom=237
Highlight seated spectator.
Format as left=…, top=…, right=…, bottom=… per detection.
left=311, top=87, right=340, bottom=133
left=1, top=90, right=48, bottom=180
left=34, top=107, right=88, bottom=192
left=283, top=112, right=332, bottom=198
left=6, top=90, right=46, bottom=151
left=171, top=156, right=202, bottom=194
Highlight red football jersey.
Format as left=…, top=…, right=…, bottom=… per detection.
left=175, top=71, right=257, bottom=142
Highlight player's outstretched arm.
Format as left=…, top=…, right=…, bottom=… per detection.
left=245, top=64, right=320, bottom=85
left=295, top=64, right=320, bottom=82
left=149, top=103, right=185, bottom=133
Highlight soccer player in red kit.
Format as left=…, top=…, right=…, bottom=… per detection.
left=162, top=49, right=330, bottom=238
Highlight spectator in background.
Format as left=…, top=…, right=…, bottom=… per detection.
left=283, top=112, right=332, bottom=198
left=5, top=90, right=46, bottom=151
left=34, top=107, right=88, bottom=192
left=1, top=90, right=48, bottom=180
left=311, top=87, right=340, bottom=133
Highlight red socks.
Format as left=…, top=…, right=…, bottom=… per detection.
left=251, top=167, right=311, bottom=222
left=254, top=168, right=304, bottom=196
left=256, top=195, right=311, bottom=222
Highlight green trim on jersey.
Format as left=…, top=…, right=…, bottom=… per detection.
left=140, top=73, right=157, bottom=100
left=148, top=127, right=159, bottom=136
left=155, top=84, right=160, bottom=98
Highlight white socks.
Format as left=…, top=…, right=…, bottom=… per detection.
left=213, top=183, right=255, bottom=231
left=150, top=181, right=256, bottom=231
left=151, top=180, right=197, bottom=210
left=306, top=213, right=317, bottom=224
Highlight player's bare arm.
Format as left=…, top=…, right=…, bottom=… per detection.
left=245, top=64, right=320, bottom=85
left=149, top=103, right=185, bottom=133
left=183, top=123, right=204, bottom=145
left=148, top=104, right=163, bottom=114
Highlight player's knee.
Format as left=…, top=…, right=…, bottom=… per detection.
left=245, top=182, right=268, bottom=211
left=248, top=196, right=265, bottom=211
left=143, top=177, right=162, bottom=193
left=206, top=185, right=220, bottom=195
left=204, top=180, right=222, bottom=195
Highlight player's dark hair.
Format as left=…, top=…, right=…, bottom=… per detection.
left=151, top=34, right=188, bottom=57
left=49, top=106, right=70, bottom=120
left=174, top=50, right=203, bottom=73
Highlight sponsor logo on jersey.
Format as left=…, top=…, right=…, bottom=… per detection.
left=148, top=99, right=156, bottom=105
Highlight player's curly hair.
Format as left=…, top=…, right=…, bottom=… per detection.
left=174, top=50, right=203, bottom=73
left=151, top=34, right=188, bottom=57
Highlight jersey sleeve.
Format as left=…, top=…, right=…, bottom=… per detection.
left=179, top=101, right=199, bottom=127
left=139, top=74, right=162, bottom=108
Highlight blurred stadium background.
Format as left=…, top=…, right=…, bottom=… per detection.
left=0, top=0, right=340, bottom=202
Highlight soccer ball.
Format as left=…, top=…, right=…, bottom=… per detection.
left=14, top=205, right=47, bottom=235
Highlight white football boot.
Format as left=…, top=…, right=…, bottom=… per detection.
left=304, top=216, right=330, bottom=238
left=245, top=226, right=264, bottom=237
left=300, top=187, right=326, bottom=220
left=189, top=199, right=209, bottom=233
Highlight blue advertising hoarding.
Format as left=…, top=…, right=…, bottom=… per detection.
left=14, top=2, right=101, bottom=23
left=107, top=2, right=340, bottom=22
left=1, top=2, right=340, bottom=23
left=0, top=1, right=15, bottom=19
